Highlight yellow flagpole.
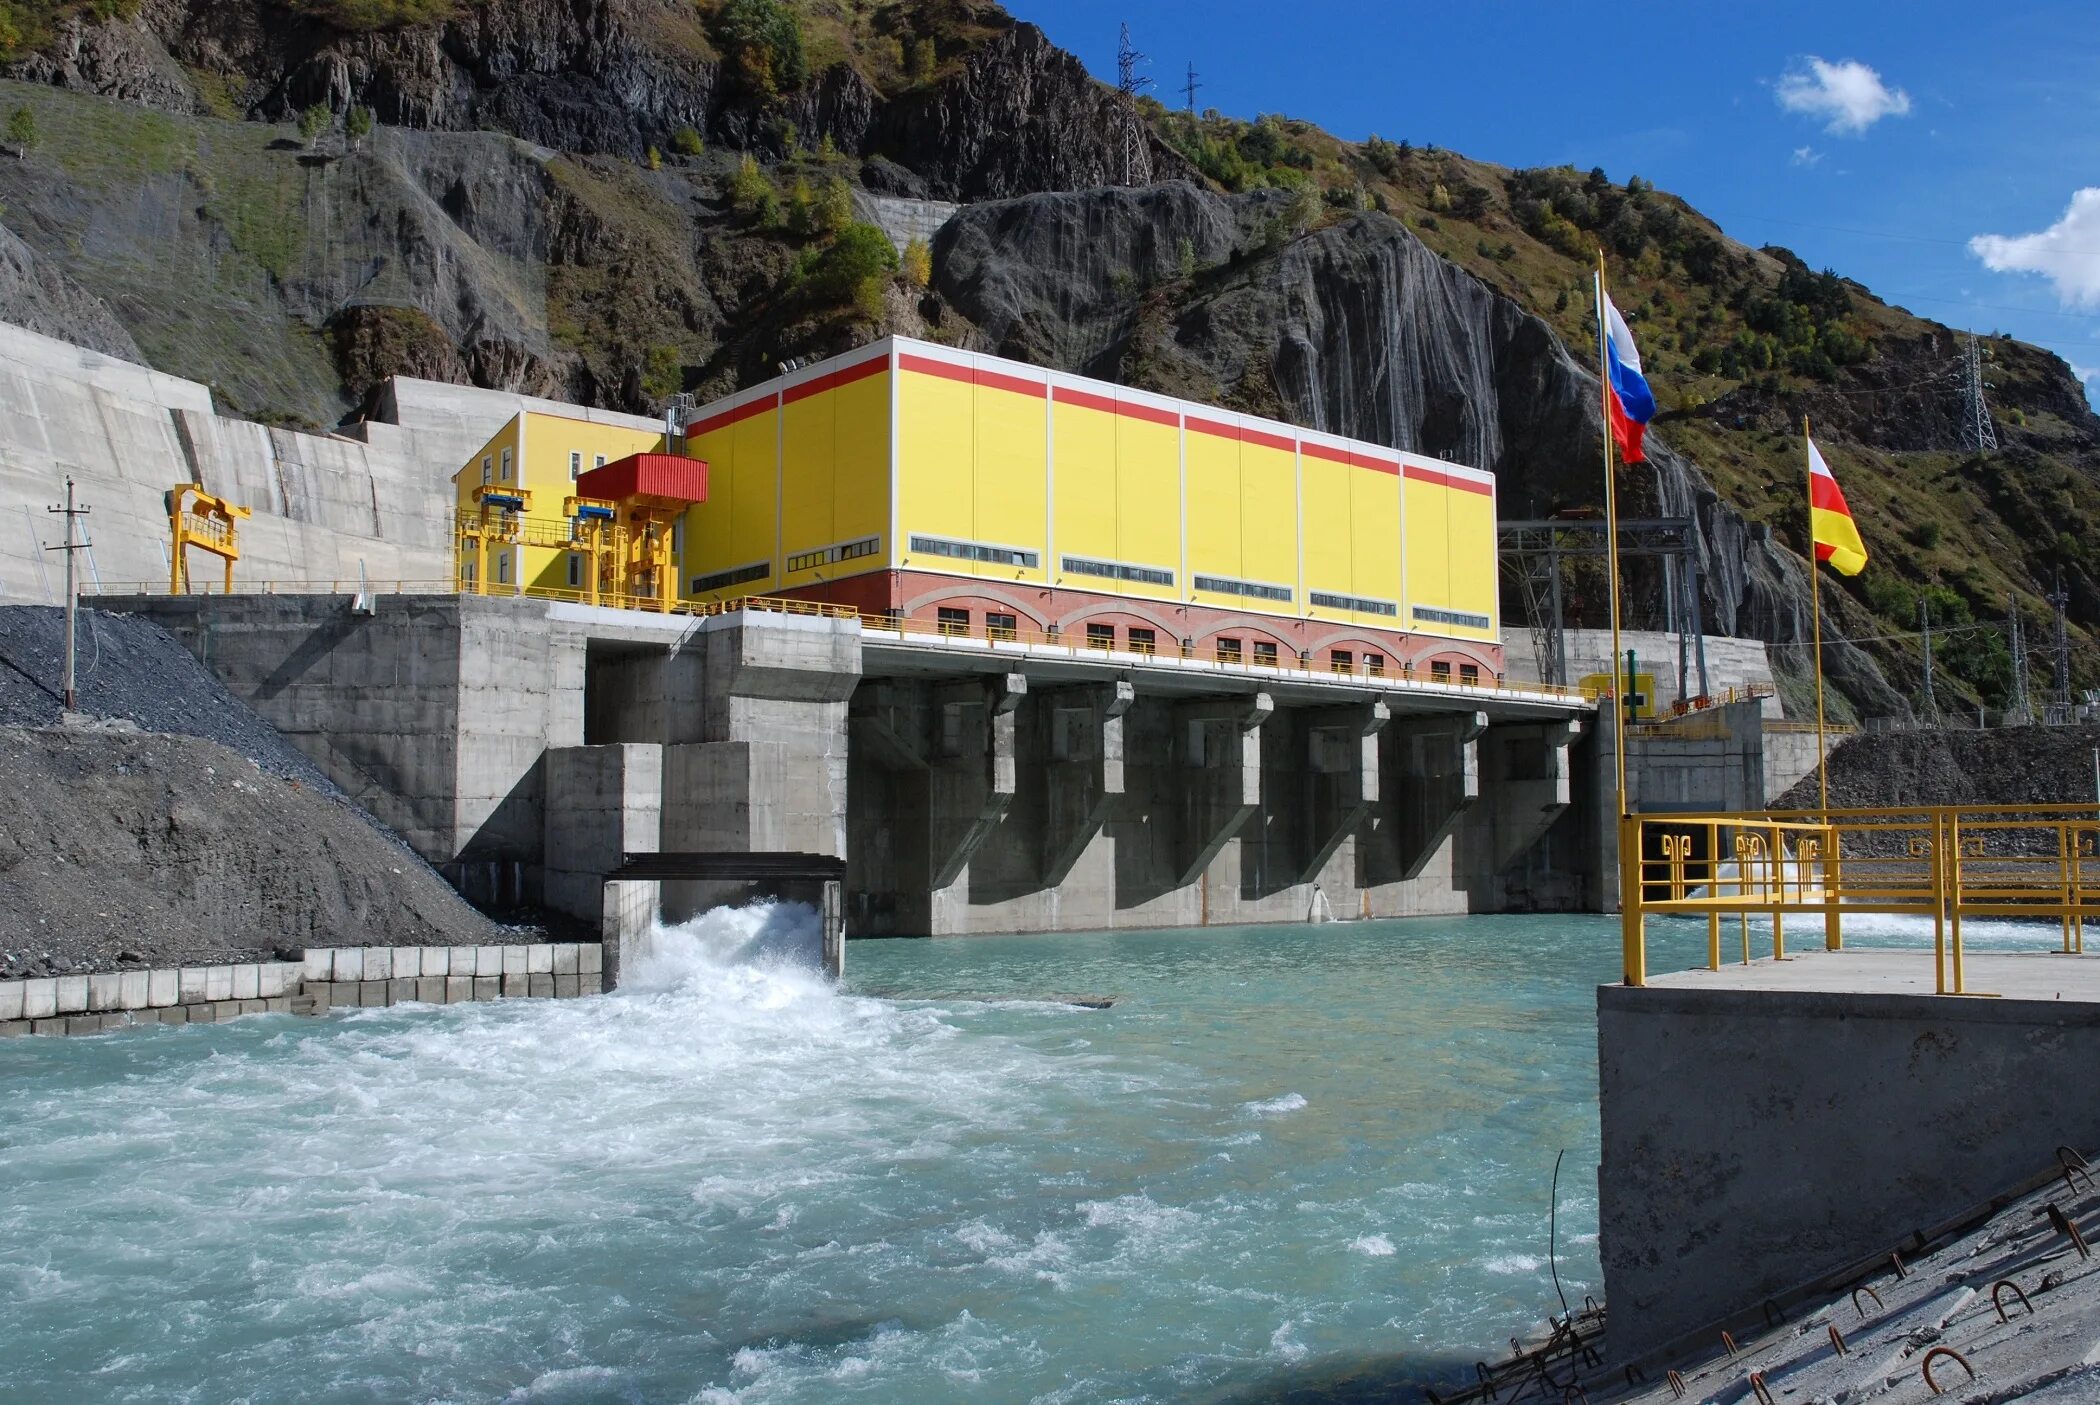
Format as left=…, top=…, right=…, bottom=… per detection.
left=1598, top=254, right=1629, bottom=821
left=1603, top=256, right=1643, bottom=987
left=1807, top=415, right=1829, bottom=814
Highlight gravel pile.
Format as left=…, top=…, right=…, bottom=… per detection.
left=0, top=605, right=336, bottom=790
left=1777, top=723, right=2100, bottom=811
left=0, top=605, right=523, bottom=978
left=0, top=728, right=512, bottom=978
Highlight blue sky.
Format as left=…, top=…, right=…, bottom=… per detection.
left=1008, top=1, right=2100, bottom=407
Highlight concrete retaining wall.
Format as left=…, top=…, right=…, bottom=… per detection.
left=0, top=942, right=604, bottom=1036
left=1596, top=980, right=2100, bottom=1363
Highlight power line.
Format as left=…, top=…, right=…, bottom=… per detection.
left=1183, top=61, right=1202, bottom=113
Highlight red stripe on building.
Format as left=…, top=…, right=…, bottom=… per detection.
left=1403, top=464, right=1494, bottom=496
left=1350, top=449, right=1402, bottom=476
left=782, top=354, right=889, bottom=405
left=689, top=394, right=778, bottom=437
left=1185, top=415, right=1238, bottom=443
left=973, top=366, right=1048, bottom=398
left=1242, top=426, right=1296, bottom=454
left=1300, top=440, right=1353, bottom=466
left=1053, top=386, right=1180, bottom=428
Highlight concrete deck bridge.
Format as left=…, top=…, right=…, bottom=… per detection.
left=111, top=591, right=1621, bottom=935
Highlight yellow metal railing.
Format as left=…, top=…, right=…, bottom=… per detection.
left=1620, top=805, right=2100, bottom=994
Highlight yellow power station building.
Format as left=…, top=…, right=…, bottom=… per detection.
left=455, top=336, right=1503, bottom=679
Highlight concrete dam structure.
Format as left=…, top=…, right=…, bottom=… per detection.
left=116, top=591, right=1602, bottom=934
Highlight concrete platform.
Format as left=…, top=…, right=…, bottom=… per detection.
left=1641, top=946, right=2100, bottom=1002
left=1599, top=944, right=2100, bottom=1364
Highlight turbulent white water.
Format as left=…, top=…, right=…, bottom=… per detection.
left=0, top=910, right=1627, bottom=1403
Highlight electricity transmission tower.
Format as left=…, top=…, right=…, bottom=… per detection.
left=2049, top=571, right=2073, bottom=720
left=2006, top=594, right=2032, bottom=725
left=1918, top=598, right=1938, bottom=723
left=1115, top=23, right=1152, bottom=186
left=1960, top=333, right=2000, bottom=455
left=1183, top=62, right=1202, bottom=112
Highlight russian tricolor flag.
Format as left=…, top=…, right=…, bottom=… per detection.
left=1600, top=287, right=1656, bottom=464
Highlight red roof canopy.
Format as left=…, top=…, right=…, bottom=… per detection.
left=577, top=453, right=709, bottom=504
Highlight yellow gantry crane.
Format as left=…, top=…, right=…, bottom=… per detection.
left=168, top=483, right=252, bottom=593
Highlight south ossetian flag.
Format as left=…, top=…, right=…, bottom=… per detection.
left=1806, top=435, right=1869, bottom=576
left=1600, top=288, right=1656, bottom=464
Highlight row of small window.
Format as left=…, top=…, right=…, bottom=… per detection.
left=922, top=610, right=1494, bottom=680
left=1310, top=591, right=1399, bottom=617
left=1193, top=574, right=1292, bottom=604
left=787, top=537, right=882, bottom=573
left=1411, top=605, right=1491, bottom=630
left=910, top=535, right=1039, bottom=569
left=476, top=449, right=611, bottom=487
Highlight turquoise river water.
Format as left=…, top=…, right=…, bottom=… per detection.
left=1, top=911, right=1828, bottom=1403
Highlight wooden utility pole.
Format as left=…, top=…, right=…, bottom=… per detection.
left=45, top=477, right=90, bottom=711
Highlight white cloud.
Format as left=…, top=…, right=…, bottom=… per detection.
left=2073, top=363, right=2100, bottom=385
left=1777, top=57, right=1912, bottom=134
left=1791, top=146, right=1823, bottom=167
left=1970, top=190, right=2100, bottom=309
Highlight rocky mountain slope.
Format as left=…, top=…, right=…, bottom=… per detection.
left=0, top=0, right=2094, bottom=718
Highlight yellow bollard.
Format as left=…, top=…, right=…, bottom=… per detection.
left=1620, top=814, right=1646, bottom=987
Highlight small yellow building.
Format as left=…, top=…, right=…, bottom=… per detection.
left=452, top=406, right=670, bottom=596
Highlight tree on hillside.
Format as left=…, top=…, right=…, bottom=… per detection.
left=4, top=105, right=35, bottom=157
left=711, top=0, right=807, bottom=101
left=346, top=106, right=375, bottom=150
left=297, top=103, right=331, bottom=147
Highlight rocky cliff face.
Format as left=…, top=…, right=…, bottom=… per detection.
left=936, top=184, right=1911, bottom=716
left=1, top=0, right=2094, bottom=716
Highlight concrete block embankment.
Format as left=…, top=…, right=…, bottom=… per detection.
left=0, top=942, right=603, bottom=1037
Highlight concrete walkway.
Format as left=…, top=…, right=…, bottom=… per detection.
left=1639, top=945, right=2100, bottom=1003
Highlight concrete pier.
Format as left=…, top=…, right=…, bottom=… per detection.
left=1597, top=947, right=2100, bottom=1365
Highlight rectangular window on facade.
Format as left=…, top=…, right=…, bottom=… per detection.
left=1459, top=663, right=1480, bottom=685
left=937, top=607, right=970, bottom=638
left=910, top=535, right=1038, bottom=570
left=1310, top=591, right=1398, bottom=616
left=567, top=554, right=582, bottom=588
left=1253, top=640, right=1278, bottom=666
left=690, top=561, right=770, bottom=594
left=1128, top=627, right=1157, bottom=656
left=569, top=451, right=582, bottom=480
left=1431, top=660, right=1452, bottom=682
left=594, top=454, right=607, bottom=470
left=1331, top=649, right=1353, bottom=673
left=496, top=552, right=513, bottom=585
left=1085, top=623, right=1116, bottom=650
left=1215, top=638, right=1243, bottom=664
left=789, top=536, right=883, bottom=573
left=1413, top=605, right=1492, bottom=631
left=1062, top=556, right=1173, bottom=588
left=1194, top=574, right=1293, bottom=604
left=480, top=456, right=492, bottom=486
left=986, top=612, right=1018, bottom=641
left=500, top=447, right=513, bottom=481
left=1365, top=653, right=1385, bottom=677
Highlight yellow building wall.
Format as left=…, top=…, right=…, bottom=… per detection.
left=1402, top=474, right=1451, bottom=631
left=1184, top=425, right=1241, bottom=606
left=1241, top=435, right=1298, bottom=600
left=1114, top=399, right=1180, bottom=604
left=896, top=362, right=973, bottom=573
left=1300, top=447, right=1353, bottom=616
left=970, top=379, right=1048, bottom=585
left=780, top=366, right=893, bottom=589
left=1348, top=461, right=1402, bottom=626
left=1051, top=396, right=1118, bottom=584
left=1443, top=478, right=1499, bottom=640
left=679, top=393, right=781, bottom=603
left=520, top=411, right=663, bottom=498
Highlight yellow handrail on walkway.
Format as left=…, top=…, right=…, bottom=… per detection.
left=1620, top=806, right=2100, bottom=994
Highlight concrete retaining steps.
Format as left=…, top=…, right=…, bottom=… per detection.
left=0, top=941, right=604, bottom=1037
